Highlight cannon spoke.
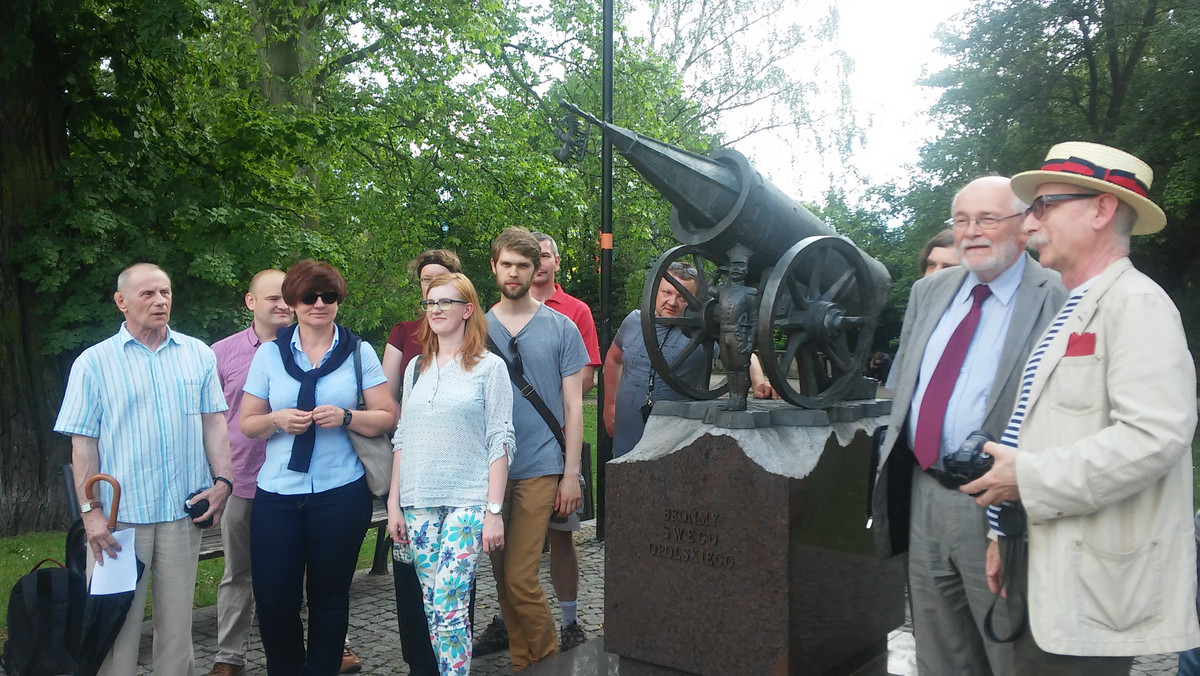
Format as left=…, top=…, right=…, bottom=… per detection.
left=821, top=268, right=856, bottom=303
left=668, top=330, right=706, bottom=372
left=641, top=245, right=727, bottom=400
left=656, top=315, right=703, bottom=330
left=787, top=275, right=809, bottom=309
left=800, top=347, right=821, bottom=394
left=665, top=272, right=703, bottom=309
left=824, top=336, right=852, bottom=373
left=782, top=334, right=804, bottom=369
left=772, top=317, right=806, bottom=332
left=808, top=250, right=826, bottom=293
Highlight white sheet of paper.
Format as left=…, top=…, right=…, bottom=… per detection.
left=88, top=528, right=137, bottom=595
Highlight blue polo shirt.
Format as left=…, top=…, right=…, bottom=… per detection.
left=243, top=328, right=386, bottom=495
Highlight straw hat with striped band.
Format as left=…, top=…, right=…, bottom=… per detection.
left=1010, top=141, right=1166, bottom=235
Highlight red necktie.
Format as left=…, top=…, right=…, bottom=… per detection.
left=913, top=284, right=992, bottom=470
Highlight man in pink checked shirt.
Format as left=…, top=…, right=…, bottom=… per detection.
left=207, top=270, right=293, bottom=676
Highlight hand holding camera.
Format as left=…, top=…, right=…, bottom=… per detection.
left=942, top=431, right=995, bottom=491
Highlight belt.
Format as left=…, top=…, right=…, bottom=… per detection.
left=924, top=467, right=961, bottom=490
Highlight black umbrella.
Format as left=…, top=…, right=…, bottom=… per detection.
left=71, top=474, right=146, bottom=676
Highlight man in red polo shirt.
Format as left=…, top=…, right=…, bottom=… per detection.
left=474, top=232, right=600, bottom=654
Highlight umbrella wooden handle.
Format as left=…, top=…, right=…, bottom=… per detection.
left=84, top=474, right=121, bottom=530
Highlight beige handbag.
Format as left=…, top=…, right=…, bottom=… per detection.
left=350, top=339, right=396, bottom=497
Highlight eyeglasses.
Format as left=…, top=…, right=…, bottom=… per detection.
left=1026, top=193, right=1099, bottom=219
left=419, top=298, right=469, bottom=312
left=299, top=291, right=339, bottom=305
left=419, top=277, right=438, bottom=287
left=944, top=213, right=1025, bottom=230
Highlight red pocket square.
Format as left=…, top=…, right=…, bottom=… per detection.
left=1065, top=332, right=1096, bottom=357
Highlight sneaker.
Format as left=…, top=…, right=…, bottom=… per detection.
left=339, top=646, right=363, bottom=673
left=207, top=664, right=245, bottom=676
left=559, top=621, right=587, bottom=652
left=473, top=614, right=509, bottom=656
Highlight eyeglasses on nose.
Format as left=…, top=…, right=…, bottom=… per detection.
left=1026, top=193, right=1099, bottom=219
left=419, top=298, right=469, bottom=312
left=944, top=213, right=1025, bottom=230
left=300, top=291, right=339, bottom=305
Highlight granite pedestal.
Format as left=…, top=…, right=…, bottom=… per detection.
left=605, top=399, right=904, bottom=675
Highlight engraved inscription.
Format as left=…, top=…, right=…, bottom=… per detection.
left=650, top=507, right=734, bottom=568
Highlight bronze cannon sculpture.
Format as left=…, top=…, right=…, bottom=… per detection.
left=562, top=102, right=893, bottom=409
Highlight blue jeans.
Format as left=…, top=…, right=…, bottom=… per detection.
left=251, top=476, right=371, bottom=675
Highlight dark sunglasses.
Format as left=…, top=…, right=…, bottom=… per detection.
left=1027, top=193, right=1099, bottom=219
left=299, top=291, right=340, bottom=305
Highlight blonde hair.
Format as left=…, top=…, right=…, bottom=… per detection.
left=417, top=273, right=489, bottom=372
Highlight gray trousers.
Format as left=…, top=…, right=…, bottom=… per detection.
left=908, top=467, right=1015, bottom=676
left=88, top=517, right=202, bottom=676
left=214, top=495, right=255, bottom=666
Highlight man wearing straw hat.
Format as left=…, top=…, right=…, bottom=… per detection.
left=963, top=142, right=1200, bottom=671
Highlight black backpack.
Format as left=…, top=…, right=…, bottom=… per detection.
left=0, top=558, right=86, bottom=675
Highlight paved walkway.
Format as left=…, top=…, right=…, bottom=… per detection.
left=133, top=520, right=1179, bottom=675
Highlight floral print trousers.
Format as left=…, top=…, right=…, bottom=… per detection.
left=403, top=506, right=484, bottom=675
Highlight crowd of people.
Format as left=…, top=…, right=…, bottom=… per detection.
left=53, top=140, right=1200, bottom=675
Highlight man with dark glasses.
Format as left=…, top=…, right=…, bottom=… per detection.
left=872, top=176, right=1066, bottom=674
left=482, top=227, right=589, bottom=670
left=963, top=142, right=1200, bottom=672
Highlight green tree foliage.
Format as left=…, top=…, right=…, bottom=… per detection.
left=1, top=0, right=856, bottom=533
left=878, top=0, right=1200, bottom=354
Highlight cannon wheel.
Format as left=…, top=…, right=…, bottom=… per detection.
left=757, top=236, right=878, bottom=408
left=640, top=246, right=728, bottom=400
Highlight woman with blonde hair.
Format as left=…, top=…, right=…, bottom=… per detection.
left=382, top=249, right=464, bottom=674
left=388, top=272, right=514, bottom=675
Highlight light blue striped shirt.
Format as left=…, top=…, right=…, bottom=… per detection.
left=243, top=328, right=386, bottom=495
left=909, top=255, right=1026, bottom=466
left=54, top=323, right=228, bottom=524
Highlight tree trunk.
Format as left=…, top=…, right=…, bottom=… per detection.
left=0, top=3, right=74, bottom=535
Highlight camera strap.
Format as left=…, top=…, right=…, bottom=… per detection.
left=485, top=335, right=567, bottom=457
left=983, top=505, right=1029, bottom=643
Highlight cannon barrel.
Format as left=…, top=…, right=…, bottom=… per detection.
left=560, top=101, right=894, bottom=407
left=595, top=119, right=890, bottom=310
left=600, top=120, right=892, bottom=302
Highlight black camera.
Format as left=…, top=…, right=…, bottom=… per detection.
left=184, top=489, right=213, bottom=529
left=941, top=431, right=995, bottom=488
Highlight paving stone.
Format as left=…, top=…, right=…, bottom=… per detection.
left=112, top=518, right=1182, bottom=675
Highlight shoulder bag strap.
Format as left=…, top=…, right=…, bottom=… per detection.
left=486, top=334, right=567, bottom=454
left=352, top=337, right=365, bottom=411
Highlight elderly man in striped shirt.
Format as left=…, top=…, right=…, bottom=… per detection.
left=55, top=262, right=233, bottom=676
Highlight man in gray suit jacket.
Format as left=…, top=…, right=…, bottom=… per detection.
left=872, top=176, right=1067, bottom=675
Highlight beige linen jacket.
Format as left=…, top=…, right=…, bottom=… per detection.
left=1015, top=257, right=1200, bottom=655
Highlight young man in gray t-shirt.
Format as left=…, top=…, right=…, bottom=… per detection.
left=481, top=227, right=587, bottom=669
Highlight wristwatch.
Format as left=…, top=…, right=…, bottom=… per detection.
left=487, top=502, right=503, bottom=515
left=341, top=408, right=353, bottom=427
left=80, top=501, right=102, bottom=515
